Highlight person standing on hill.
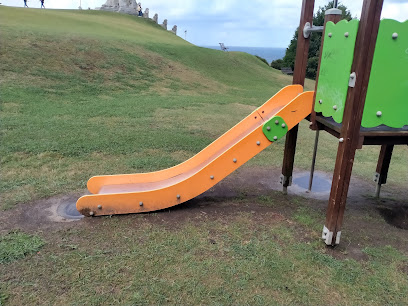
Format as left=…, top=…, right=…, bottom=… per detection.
left=23, top=0, right=28, bottom=7
left=40, top=0, right=45, bottom=8
left=137, top=2, right=143, bottom=16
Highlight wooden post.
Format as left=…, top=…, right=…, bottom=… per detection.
left=281, top=0, right=314, bottom=193
left=323, top=0, right=384, bottom=245
left=374, top=144, right=394, bottom=197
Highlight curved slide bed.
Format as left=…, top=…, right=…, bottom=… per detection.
left=77, top=85, right=313, bottom=216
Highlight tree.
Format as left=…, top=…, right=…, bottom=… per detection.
left=280, top=1, right=352, bottom=79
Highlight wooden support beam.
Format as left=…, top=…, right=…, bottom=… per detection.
left=374, top=144, right=394, bottom=197
left=281, top=0, right=314, bottom=192
left=323, top=0, right=384, bottom=245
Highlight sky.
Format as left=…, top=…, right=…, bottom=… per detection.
left=1, top=0, right=407, bottom=48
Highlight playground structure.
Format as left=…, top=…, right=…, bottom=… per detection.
left=77, top=0, right=407, bottom=246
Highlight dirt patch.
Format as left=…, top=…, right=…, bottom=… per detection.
left=377, top=205, right=408, bottom=230
left=1, top=166, right=407, bottom=260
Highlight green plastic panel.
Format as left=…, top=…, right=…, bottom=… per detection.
left=262, top=116, right=288, bottom=142
left=314, top=19, right=359, bottom=123
left=362, top=19, right=408, bottom=128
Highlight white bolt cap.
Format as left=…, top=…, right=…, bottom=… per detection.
left=392, top=32, right=398, bottom=39
left=318, top=99, right=322, bottom=104
left=281, top=123, right=286, bottom=128
left=275, top=120, right=279, bottom=125
left=177, top=194, right=181, bottom=199
left=328, top=33, right=332, bottom=37
left=344, top=32, right=349, bottom=37
left=333, top=105, right=337, bottom=110
left=97, top=205, right=102, bottom=209
left=273, top=136, right=278, bottom=141
left=210, top=175, right=214, bottom=179
left=256, top=141, right=261, bottom=145
left=339, top=138, right=344, bottom=143
left=266, top=126, right=271, bottom=131
left=89, top=211, right=94, bottom=216
left=139, top=201, right=143, bottom=206
left=376, top=111, right=382, bottom=117
left=233, top=158, right=237, bottom=163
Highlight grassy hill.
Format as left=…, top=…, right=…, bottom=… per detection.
left=0, top=6, right=406, bottom=210
left=0, top=6, right=304, bottom=209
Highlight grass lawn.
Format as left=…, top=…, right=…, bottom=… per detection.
left=0, top=6, right=407, bottom=305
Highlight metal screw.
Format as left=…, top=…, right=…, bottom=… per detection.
left=97, top=205, right=102, bottom=209
left=376, top=111, right=382, bottom=117
left=328, top=33, right=332, bottom=38
left=344, top=32, right=349, bottom=37
left=233, top=158, right=237, bottom=163
left=318, top=99, right=322, bottom=104
left=266, top=126, right=271, bottom=131
left=392, top=32, right=398, bottom=39
left=256, top=141, right=261, bottom=146
left=275, top=120, right=279, bottom=125
left=177, top=194, right=181, bottom=199
left=139, top=201, right=143, bottom=206
left=281, top=123, right=286, bottom=128
left=210, top=175, right=214, bottom=179
left=89, top=211, right=94, bottom=216
left=333, top=105, right=337, bottom=110
left=273, top=136, right=278, bottom=141
left=339, top=138, right=344, bottom=143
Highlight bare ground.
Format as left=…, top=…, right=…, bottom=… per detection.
left=1, top=166, right=407, bottom=261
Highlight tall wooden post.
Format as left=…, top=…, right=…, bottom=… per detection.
left=323, top=0, right=384, bottom=245
left=281, top=0, right=315, bottom=193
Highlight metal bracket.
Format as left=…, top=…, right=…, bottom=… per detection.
left=279, top=174, right=292, bottom=186
left=303, top=22, right=324, bottom=39
left=373, top=172, right=380, bottom=183
left=322, top=226, right=341, bottom=245
left=348, top=72, right=356, bottom=87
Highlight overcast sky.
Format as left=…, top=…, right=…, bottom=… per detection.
left=2, top=0, right=407, bottom=47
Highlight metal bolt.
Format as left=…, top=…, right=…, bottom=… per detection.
left=210, top=175, right=214, bottom=179
left=318, top=99, right=322, bottom=104
left=273, top=136, right=278, bottom=141
left=376, top=111, right=382, bottom=117
left=97, top=205, right=102, bottom=209
left=177, top=194, right=181, bottom=199
left=266, top=126, right=271, bottom=131
left=89, top=211, right=94, bottom=216
left=281, top=123, right=286, bottom=128
left=256, top=141, right=261, bottom=146
left=339, top=138, right=344, bottom=143
left=333, top=105, right=337, bottom=110
left=309, top=122, right=313, bottom=126
left=139, top=201, right=143, bottom=206
left=275, top=120, right=279, bottom=125
left=392, top=32, right=398, bottom=39
left=344, top=32, right=349, bottom=37
left=233, top=158, right=237, bottom=163
left=328, top=33, right=332, bottom=38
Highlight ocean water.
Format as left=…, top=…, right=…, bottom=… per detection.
left=203, top=46, right=286, bottom=64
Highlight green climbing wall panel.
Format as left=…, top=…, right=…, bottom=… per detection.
left=314, top=19, right=359, bottom=123
left=362, top=19, right=408, bottom=128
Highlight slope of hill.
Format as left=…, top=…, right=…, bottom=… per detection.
left=1, top=6, right=307, bottom=209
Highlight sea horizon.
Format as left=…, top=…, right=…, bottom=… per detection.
left=201, top=45, right=286, bottom=64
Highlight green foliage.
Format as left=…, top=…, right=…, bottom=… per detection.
left=270, top=58, right=284, bottom=70
left=0, top=231, right=45, bottom=264
left=255, top=55, right=269, bottom=65
left=282, top=1, right=352, bottom=79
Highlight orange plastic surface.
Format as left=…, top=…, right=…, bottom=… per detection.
left=76, top=86, right=313, bottom=216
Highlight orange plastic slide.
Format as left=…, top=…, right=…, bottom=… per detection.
left=77, top=85, right=313, bottom=216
